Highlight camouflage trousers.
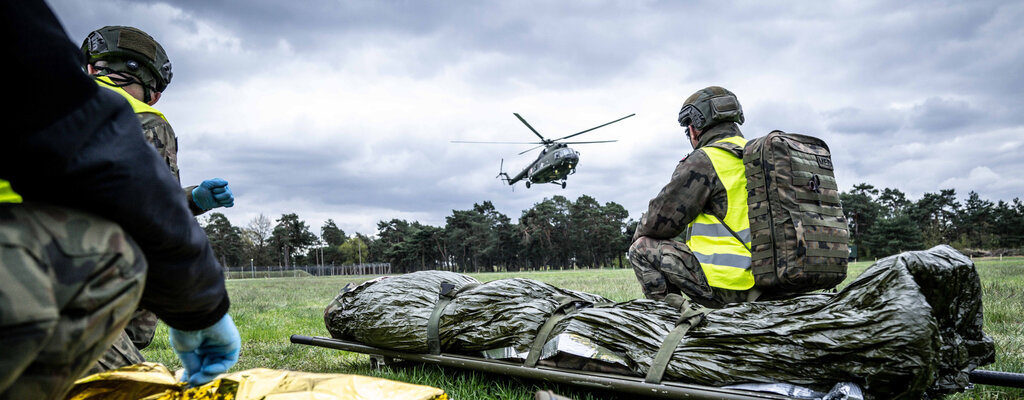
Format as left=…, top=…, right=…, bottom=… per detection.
left=85, top=308, right=157, bottom=375
left=0, top=204, right=146, bottom=399
left=628, top=236, right=748, bottom=308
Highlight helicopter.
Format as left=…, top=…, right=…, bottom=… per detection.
left=453, top=112, right=635, bottom=189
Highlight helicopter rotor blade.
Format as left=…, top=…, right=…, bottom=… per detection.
left=560, top=140, right=618, bottom=144
left=451, top=140, right=545, bottom=144
left=518, top=144, right=545, bottom=155
left=514, top=113, right=548, bottom=142
left=552, top=113, right=635, bottom=142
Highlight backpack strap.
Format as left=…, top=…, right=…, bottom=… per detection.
left=719, top=220, right=752, bottom=253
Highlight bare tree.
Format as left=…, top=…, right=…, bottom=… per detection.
left=243, top=213, right=274, bottom=266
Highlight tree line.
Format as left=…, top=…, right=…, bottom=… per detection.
left=840, top=184, right=1024, bottom=259
left=199, top=184, right=1024, bottom=273
left=200, top=195, right=634, bottom=273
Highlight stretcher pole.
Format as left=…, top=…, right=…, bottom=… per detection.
left=290, top=335, right=794, bottom=400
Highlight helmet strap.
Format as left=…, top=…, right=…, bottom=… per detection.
left=92, top=66, right=155, bottom=103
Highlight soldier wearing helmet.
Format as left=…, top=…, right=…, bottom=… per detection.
left=81, top=26, right=236, bottom=374
left=629, top=86, right=753, bottom=308
left=2, top=2, right=239, bottom=397
left=82, top=25, right=234, bottom=216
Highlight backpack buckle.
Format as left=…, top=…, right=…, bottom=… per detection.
left=808, top=175, right=821, bottom=193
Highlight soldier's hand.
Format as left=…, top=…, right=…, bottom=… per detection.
left=192, top=178, right=234, bottom=210
left=168, top=313, right=241, bottom=386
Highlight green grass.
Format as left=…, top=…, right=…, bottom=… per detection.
left=224, top=269, right=313, bottom=279
left=142, top=260, right=1024, bottom=399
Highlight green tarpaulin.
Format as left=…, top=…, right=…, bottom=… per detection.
left=324, top=245, right=993, bottom=399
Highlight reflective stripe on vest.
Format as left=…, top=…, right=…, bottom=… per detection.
left=0, top=180, right=22, bottom=203
left=686, top=135, right=754, bottom=290
left=94, top=76, right=167, bottom=122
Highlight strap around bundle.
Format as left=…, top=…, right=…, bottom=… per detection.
left=644, top=296, right=709, bottom=384
left=426, top=281, right=480, bottom=355
left=523, top=295, right=578, bottom=368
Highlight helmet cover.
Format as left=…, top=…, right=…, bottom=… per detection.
left=82, top=26, right=172, bottom=92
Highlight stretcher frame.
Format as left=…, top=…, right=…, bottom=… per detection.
left=290, top=335, right=799, bottom=400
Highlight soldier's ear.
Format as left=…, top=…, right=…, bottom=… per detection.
left=147, top=91, right=162, bottom=106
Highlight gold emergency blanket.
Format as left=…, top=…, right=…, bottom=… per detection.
left=65, top=363, right=447, bottom=400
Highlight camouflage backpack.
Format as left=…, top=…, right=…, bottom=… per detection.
left=743, top=131, right=849, bottom=295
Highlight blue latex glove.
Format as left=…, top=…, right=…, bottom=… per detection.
left=168, top=314, right=241, bottom=386
left=192, top=178, right=234, bottom=210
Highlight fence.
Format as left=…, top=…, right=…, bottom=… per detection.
left=225, top=263, right=391, bottom=279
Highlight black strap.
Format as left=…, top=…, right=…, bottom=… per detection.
left=426, top=281, right=479, bottom=355
left=523, top=296, right=578, bottom=367
left=644, top=301, right=708, bottom=384
left=719, top=220, right=752, bottom=252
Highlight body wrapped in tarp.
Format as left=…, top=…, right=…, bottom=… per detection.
left=324, top=246, right=993, bottom=399
left=543, top=246, right=993, bottom=398
left=324, top=271, right=609, bottom=355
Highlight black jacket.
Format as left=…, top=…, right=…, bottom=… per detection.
left=1, top=0, right=229, bottom=330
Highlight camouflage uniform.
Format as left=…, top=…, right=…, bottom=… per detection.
left=0, top=204, right=146, bottom=399
left=3, top=7, right=231, bottom=396
left=141, top=112, right=181, bottom=182
left=141, top=113, right=206, bottom=216
left=629, top=122, right=750, bottom=308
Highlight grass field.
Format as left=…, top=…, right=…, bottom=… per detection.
left=142, top=257, right=1024, bottom=399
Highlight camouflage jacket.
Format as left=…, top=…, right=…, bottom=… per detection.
left=139, top=113, right=180, bottom=181
left=138, top=113, right=204, bottom=215
left=634, top=122, right=745, bottom=242
left=3, top=14, right=229, bottom=331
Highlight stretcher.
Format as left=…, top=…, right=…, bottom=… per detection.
left=291, top=335, right=1024, bottom=398
left=291, top=335, right=802, bottom=400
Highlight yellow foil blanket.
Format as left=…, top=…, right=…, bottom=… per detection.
left=65, top=363, right=447, bottom=400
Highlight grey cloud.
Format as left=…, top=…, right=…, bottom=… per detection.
left=44, top=0, right=1024, bottom=231
left=907, top=97, right=983, bottom=133
left=744, top=101, right=826, bottom=137
left=823, top=107, right=904, bottom=135
left=184, top=134, right=512, bottom=215
left=56, top=0, right=663, bottom=89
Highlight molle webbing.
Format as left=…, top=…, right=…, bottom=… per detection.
left=743, top=131, right=849, bottom=294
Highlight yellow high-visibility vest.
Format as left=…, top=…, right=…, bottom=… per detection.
left=687, top=136, right=754, bottom=290
left=0, top=180, right=21, bottom=203
left=94, top=75, right=167, bottom=122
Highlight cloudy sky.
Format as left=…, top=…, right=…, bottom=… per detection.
left=47, top=0, right=1024, bottom=236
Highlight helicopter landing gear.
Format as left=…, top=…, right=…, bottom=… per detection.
left=561, top=182, right=566, bottom=189
left=525, top=181, right=531, bottom=188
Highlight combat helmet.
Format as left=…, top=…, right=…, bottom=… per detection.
left=82, top=26, right=173, bottom=98
left=677, top=86, right=744, bottom=131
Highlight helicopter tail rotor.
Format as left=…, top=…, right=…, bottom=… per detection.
left=496, top=159, right=512, bottom=183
